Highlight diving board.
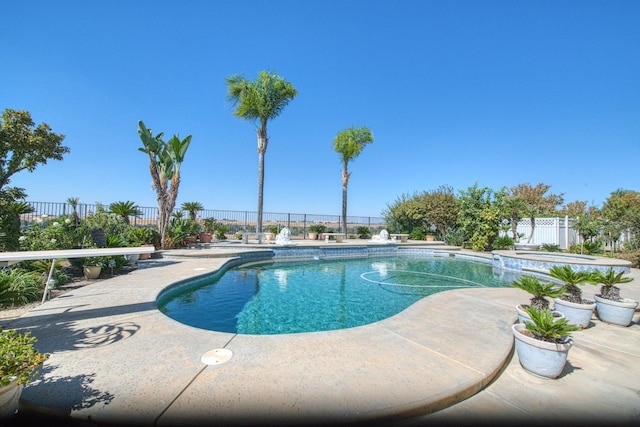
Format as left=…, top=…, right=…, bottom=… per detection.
left=0, top=247, right=156, bottom=303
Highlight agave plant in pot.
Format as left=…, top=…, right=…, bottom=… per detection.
left=512, top=306, right=580, bottom=379
left=549, top=265, right=596, bottom=328
left=512, top=275, right=566, bottom=324
left=0, top=329, right=49, bottom=420
left=589, top=269, right=637, bottom=327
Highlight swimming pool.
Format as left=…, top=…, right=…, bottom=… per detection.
left=158, top=255, right=517, bottom=335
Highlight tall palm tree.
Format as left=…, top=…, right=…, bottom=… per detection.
left=333, top=127, right=373, bottom=236
left=225, top=71, right=298, bottom=233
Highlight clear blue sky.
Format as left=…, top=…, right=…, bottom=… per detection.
left=3, top=0, right=639, bottom=218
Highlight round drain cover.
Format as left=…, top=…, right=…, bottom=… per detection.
left=201, top=348, right=233, bottom=365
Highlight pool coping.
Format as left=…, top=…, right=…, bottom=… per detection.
left=9, top=245, right=640, bottom=425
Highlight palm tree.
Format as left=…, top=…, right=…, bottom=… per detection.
left=138, top=120, right=192, bottom=249
left=225, top=71, right=298, bottom=233
left=109, top=201, right=142, bottom=224
left=181, top=201, right=203, bottom=221
left=67, top=197, right=80, bottom=226
left=333, top=127, right=373, bottom=236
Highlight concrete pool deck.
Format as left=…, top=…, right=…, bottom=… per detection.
left=4, top=242, right=640, bottom=426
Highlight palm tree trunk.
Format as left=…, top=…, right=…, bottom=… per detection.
left=256, top=128, right=268, bottom=233
left=527, top=215, right=535, bottom=243
left=342, top=168, right=349, bottom=236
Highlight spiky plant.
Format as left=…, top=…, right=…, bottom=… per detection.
left=512, top=275, right=566, bottom=310
left=589, top=269, right=633, bottom=301
left=524, top=306, right=580, bottom=343
left=181, top=201, right=204, bottom=221
left=549, top=265, right=594, bottom=304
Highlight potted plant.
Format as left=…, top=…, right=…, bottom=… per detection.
left=82, top=256, right=106, bottom=279
left=0, top=329, right=49, bottom=420
left=214, top=223, right=229, bottom=240
left=512, top=275, right=566, bottom=324
left=589, top=269, right=637, bottom=327
left=132, top=227, right=155, bottom=260
left=200, top=218, right=217, bottom=243
left=549, top=265, right=597, bottom=328
left=307, top=224, right=325, bottom=241
left=512, top=306, right=580, bottom=379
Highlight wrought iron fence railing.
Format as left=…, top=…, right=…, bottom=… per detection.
left=20, top=201, right=387, bottom=237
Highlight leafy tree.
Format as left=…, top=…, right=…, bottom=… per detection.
left=0, top=109, right=68, bottom=251
left=456, top=183, right=506, bottom=251
left=383, top=186, right=459, bottom=240
left=561, top=200, right=588, bottom=217
left=508, top=183, right=564, bottom=243
left=333, top=126, right=373, bottom=235
left=420, top=185, right=459, bottom=240
left=109, top=201, right=142, bottom=224
left=383, top=193, right=426, bottom=234
left=0, top=188, right=34, bottom=251
left=226, top=70, right=298, bottom=233
left=572, top=206, right=601, bottom=254
left=0, top=109, right=68, bottom=194
left=181, top=201, right=204, bottom=221
left=138, top=120, right=192, bottom=249
left=602, top=189, right=640, bottom=236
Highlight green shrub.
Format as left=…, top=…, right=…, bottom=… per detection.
left=541, top=243, right=562, bottom=252
left=0, top=329, right=49, bottom=386
left=444, top=228, right=465, bottom=246
left=0, top=269, right=43, bottom=307
left=569, top=241, right=603, bottom=255
left=409, top=227, right=424, bottom=240
left=492, top=235, right=514, bottom=250
left=356, top=226, right=371, bottom=239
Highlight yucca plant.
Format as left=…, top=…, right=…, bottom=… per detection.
left=589, top=269, right=633, bottom=301
left=524, top=306, right=580, bottom=343
left=549, top=265, right=594, bottom=304
left=512, top=275, right=566, bottom=311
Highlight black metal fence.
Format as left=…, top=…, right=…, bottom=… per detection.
left=21, top=201, right=387, bottom=236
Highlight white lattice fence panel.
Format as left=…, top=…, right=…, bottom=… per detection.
left=516, top=218, right=559, bottom=245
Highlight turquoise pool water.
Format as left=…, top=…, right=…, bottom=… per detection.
left=158, top=256, right=514, bottom=335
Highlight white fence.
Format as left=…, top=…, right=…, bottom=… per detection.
left=510, top=217, right=578, bottom=250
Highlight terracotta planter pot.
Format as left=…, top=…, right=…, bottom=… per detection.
left=139, top=244, right=154, bottom=260
left=199, top=233, right=212, bottom=243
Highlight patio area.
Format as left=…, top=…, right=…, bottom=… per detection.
left=4, top=243, right=640, bottom=426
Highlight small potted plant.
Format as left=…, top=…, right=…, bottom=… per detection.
left=512, top=306, right=580, bottom=379
left=0, top=329, right=49, bottom=420
left=589, top=269, right=637, bottom=327
left=200, top=218, right=217, bottom=243
left=82, top=256, right=107, bottom=279
left=132, top=227, right=155, bottom=260
left=512, top=275, right=566, bottom=324
left=549, top=265, right=597, bottom=328
left=307, top=224, right=325, bottom=241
